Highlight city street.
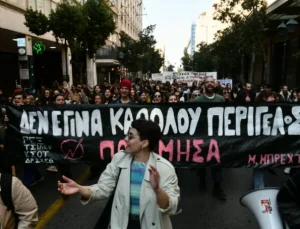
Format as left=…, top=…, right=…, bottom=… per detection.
left=26, top=165, right=288, bottom=229
left=1, top=0, right=300, bottom=229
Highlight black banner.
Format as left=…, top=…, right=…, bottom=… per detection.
left=6, top=103, right=300, bottom=168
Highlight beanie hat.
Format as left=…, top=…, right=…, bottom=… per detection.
left=14, top=88, right=23, bottom=94
left=120, top=78, right=131, bottom=90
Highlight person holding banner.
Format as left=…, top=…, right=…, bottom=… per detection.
left=192, top=76, right=227, bottom=201
left=252, top=90, right=276, bottom=190
left=57, top=119, right=180, bottom=229
left=51, top=93, right=73, bottom=184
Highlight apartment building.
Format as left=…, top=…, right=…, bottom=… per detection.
left=94, top=0, right=143, bottom=85
left=194, top=0, right=277, bottom=48
left=0, top=0, right=143, bottom=92
left=155, top=43, right=165, bottom=72
left=195, top=1, right=227, bottom=48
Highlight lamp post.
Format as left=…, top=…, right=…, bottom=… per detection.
left=277, top=19, right=299, bottom=86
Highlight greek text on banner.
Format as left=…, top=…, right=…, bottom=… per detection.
left=5, top=103, right=300, bottom=168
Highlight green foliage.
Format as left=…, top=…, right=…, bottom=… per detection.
left=215, top=0, right=267, bottom=25
left=167, top=65, right=175, bottom=72
left=83, top=0, right=116, bottom=57
left=183, top=0, right=268, bottom=79
left=24, top=0, right=116, bottom=57
left=48, top=1, right=86, bottom=49
left=181, top=48, right=193, bottom=71
left=215, top=0, right=268, bottom=56
left=118, top=25, right=164, bottom=74
left=193, top=42, right=216, bottom=72
left=24, top=9, right=50, bottom=35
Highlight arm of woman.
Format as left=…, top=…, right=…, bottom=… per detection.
left=158, top=172, right=180, bottom=215
left=59, top=153, right=123, bottom=204
left=81, top=158, right=120, bottom=204
left=149, top=165, right=180, bottom=215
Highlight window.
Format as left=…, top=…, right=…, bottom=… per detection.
left=43, top=0, right=52, bottom=15
left=36, top=0, right=44, bottom=13
left=28, top=0, right=37, bottom=10
left=18, top=0, right=26, bottom=8
left=4, top=0, right=26, bottom=9
left=51, top=1, right=57, bottom=11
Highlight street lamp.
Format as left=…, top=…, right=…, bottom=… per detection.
left=286, top=19, right=299, bottom=33
left=277, top=19, right=299, bottom=85
left=119, top=52, right=124, bottom=59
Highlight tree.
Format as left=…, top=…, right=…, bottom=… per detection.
left=214, top=0, right=268, bottom=82
left=83, top=0, right=116, bottom=57
left=118, top=25, right=164, bottom=74
left=193, top=42, right=216, bottom=72
left=167, top=65, right=175, bottom=72
left=181, top=48, right=193, bottom=71
left=24, top=0, right=116, bottom=58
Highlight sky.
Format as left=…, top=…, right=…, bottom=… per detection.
left=143, top=0, right=214, bottom=69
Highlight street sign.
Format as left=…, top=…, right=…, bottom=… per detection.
left=20, top=69, right=29, bottom=80
left=17, top=38, right=26, bottom=47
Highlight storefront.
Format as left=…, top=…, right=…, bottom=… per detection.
left=0, top=0, right=72, bottom=94
left=262, top=0, right=300, bottom=88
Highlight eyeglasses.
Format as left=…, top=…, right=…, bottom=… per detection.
left=154, top=94, right=161, bottom=98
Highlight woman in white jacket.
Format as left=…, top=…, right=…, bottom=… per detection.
left=58, top=119, right=180, bottom=229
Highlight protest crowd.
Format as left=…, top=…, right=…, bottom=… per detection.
left=0, top=75, right=299, bottom=229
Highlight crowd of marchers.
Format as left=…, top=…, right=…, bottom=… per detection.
left=0, top=76, right=298, bottom=229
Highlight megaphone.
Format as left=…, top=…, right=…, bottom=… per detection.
left=240, top=188, right=289, bottom=229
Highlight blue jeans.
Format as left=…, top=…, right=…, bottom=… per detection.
left=253, top=168, right=265, bottom=190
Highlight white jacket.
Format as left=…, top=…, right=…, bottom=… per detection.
left=82, top=151, right=180, bottom=229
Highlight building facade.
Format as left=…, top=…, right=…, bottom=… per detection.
left=0, top=0, right=71, bottom=94
left=0, top=0, right=143, bottom=94
left=195, top=1, right=227, bottom=48
left=155, top=43, right=165, bottom=73
left=93, top=0, right=143, bottom=85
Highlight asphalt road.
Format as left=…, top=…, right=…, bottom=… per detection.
left=25, top=165, right=289, bottom=229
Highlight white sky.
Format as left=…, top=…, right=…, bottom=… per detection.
left=143, top=0, right=214, bottom=69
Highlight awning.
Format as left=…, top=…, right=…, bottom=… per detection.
left=266, top=0, right=300, bottom=30
left=95, top=59, right=120, bottom=66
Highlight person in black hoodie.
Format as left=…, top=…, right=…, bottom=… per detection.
left=235, top=82, right=256, bottom=103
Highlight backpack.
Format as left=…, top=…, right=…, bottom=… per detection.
left=0, top=173, right=14, bottom=211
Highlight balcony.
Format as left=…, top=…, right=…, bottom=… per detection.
left=95, top=45, right=118, bottom=60
left=1, top=0, right=58, bottom=15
